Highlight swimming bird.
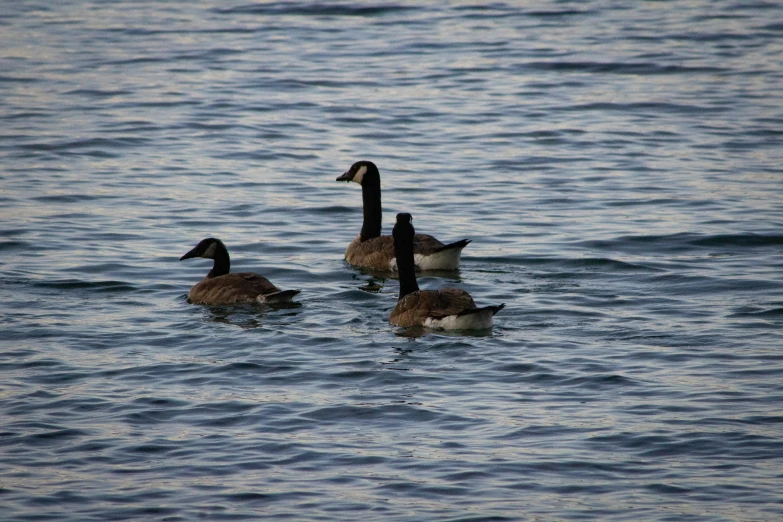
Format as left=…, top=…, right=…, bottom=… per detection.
left=180, top=238, right=300, bottom=305
left=336, top=160, right=470, bottom=271
left=389, top=213, right=504, bottom=329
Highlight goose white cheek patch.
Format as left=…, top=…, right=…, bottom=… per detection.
left=203, top=242, right=217, bottom=258
left=353, top=165, right=367, bottom=184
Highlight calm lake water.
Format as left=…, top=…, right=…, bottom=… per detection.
left=2, top=1, right=782, bottom=520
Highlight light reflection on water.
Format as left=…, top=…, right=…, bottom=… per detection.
left=1, top=0, right=782, bottom=520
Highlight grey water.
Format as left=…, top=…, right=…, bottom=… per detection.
left=2, top=1, right=782, bottom=520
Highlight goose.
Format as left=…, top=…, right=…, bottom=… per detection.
left=336, top=160, right=470, bottom=271
left=180, top=238, right=300, bottom=305
left=389, top=213, right=504, bottom=329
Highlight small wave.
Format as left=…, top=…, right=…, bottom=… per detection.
left=604, top=198, right=682, bottom=208
left=23, top=428, right=89, bottom=445
left=302, top=403, right=441, bottom=423
left=26, top=371, right=90, bottom=385
left=31, top=194, right=114, bottom=203
left=63, top=89, right=131, bottom=98
left=504, top=372, right=638, bottom=388
left=581, top=232, right=783, bottom=253
left=20, top=137, right=150, bottom=154
left=523, top=61, right=726, bottom=75
left=126, top=443, right=178, bottom=455
left=214, top=362, right=301, bottom=376
left=130, top=99, right=202, bottom=108
left=590, top=431, right=783, bottom=460
left=311, top=205, right=356, bottom=215
left=132, top=397, right=190, bottom=408
left=494, top=363, right=541, bottom=373
left=0, top=240, right=28, bottom=251
left=565, top=374, right=638, bottom=389
left=526, top=9, right=589, bottom=17
left=555, top=101, right=725, bottom=114
left=214, top=3, right=415, bottom=17
left=4, top=111, right=52, bottom=120
left=472, top=255, right=658, bottom=272
left=495, top=424, right=593, bottom=440
left=0, top=75, right=38, bottom=83
left=646, top=483, right=692, bottom=495
left=691, top=233, right=783, bottom=248
left=558, top=257, right=658, bottom=271
left=100, top=56, right=167, bottom=66
left=730, top=307, right=783, bottom=318
left=457, top=6, right=591, bottom=20
left=214, top=150, right=318, bottom=161
left=745, top=415, right=783, bottom=424
left=33, top=279, right=137, bottom=293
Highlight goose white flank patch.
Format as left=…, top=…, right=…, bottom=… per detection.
left=336, top=160, right=470, bottom=271
left=389, top=213, right=504, bottom=330
left=179, top=238, right=300, bottom=305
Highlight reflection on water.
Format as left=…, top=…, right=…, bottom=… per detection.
left=203, top=302, right=302, bottom=329
left=394, top=324, right=499, bottom=340
left=356, top=276, right=386, bottom=294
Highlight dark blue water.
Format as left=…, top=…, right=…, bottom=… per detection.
left=2, top=1, right=782, bottom=520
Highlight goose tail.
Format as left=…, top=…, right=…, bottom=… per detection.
left=413, top=239, right=471, bottom=270
left=259, top=289, right=301, bottom=304
left=458, top=303, right=505, bottom=317
left=435, top=239, right=471, bottom=253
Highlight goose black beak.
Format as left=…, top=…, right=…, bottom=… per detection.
left=180, top=248, right=198, bottom=261
left=336, top=171, right=352, bottom=182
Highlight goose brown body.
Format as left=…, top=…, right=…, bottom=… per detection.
left=389, top=288, right=477, bottom=327
left=389, top=213, right=504, bottom=329
left=187, top=272, right=282, bottom=305
left=180, top=238, right=300, bottom=306
left=345, top=233, right=460, bottom=271
left=337, top=160, right=470, bottom=271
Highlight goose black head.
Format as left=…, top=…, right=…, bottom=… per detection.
left=180, top=238, right=224, bottom=261
left=336, top=160, right=379, bottom=185
left=393, top=212, right=415, bottom=241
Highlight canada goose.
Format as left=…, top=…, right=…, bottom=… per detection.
left=390, top=213, right=504, bottom=329
left=336, top=160, right=470, bottom=271
left=180, top=238, right=300, bottom=305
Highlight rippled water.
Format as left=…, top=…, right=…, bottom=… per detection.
left=2, top=1, right=782, bottom=520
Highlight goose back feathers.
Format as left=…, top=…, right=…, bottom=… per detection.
left=343, top=234, right=471, bottom=272
left=180, top=238, right=300, bottom=305
left=337, top=160, right=470, bottom=271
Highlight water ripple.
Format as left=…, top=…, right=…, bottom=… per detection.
left=1, top=1, right=782, bottom=520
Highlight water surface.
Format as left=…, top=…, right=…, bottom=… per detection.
left=1, top=1, right=782, bottom=520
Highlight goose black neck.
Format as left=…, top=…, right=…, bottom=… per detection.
left=394, top=225, right=420, bottom=300
left=208, top=243, right=230, bottom=278
left=360, top=173, right=382, bottom=242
